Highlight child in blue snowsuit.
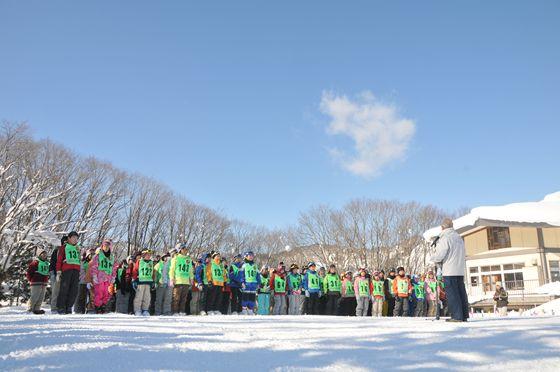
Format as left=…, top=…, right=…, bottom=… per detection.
left=240, top=251, right=260, bottom=315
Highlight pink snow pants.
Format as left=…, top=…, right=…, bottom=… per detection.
left=94, top=282, right=111, bottom=307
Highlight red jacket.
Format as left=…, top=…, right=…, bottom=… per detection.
left=56, top=244, right=81, bottom=272
left=270, top=270, right=287, bottom=295
left=27, top=260, right=49, bottom=284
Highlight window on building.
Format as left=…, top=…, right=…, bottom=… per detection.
left=481, top=274, right=502, bottom=292
left=470, top=276, right=479, bottom=287
left=469, top=267, right=479, bottom=274
left=481, top=266, right=491, bottom=272
left=503, top=263, right=524, bottom=271
left=504, top=272, right=524, bottom=289
left=550, top=260, right=560, bottom=282
left=487, top=227, right=511, bottom=250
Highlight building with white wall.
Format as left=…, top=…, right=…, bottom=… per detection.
left=424, top=192, right=560, bottom=310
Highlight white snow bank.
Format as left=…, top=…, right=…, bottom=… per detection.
left=534, top=282, right=560, bottom=296
left=424, top=191, right=560, bottom=240
left=1, top=307, right=560, bottom=371
left=523, top=298, right=560, bottom=316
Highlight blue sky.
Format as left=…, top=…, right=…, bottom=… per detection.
left=1, top=1, right=559, bottom=228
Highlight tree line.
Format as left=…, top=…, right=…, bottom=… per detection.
left=0, top=122, right=454, bottom=302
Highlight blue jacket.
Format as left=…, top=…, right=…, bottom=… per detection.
left=228, top=262, right=243, bottom=288
left=195, top=263, right=207, bottom=285
left=302, top=270, right=321, bottom=293
left=240, top=261, right=260, bottom=292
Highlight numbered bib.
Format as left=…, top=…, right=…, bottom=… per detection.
left=290, top=274, right=301, bottom=289
left=244, top=264, right=257, bottom=283
left=37, top=259, right=49, bottom=276
left=373, top=281, right=384, bottom=296
left=275, top=276, right=286, bottom=293
left=327, top=275, right=341, bottom=292
left=358, top=280, right=370, bottom=296
left=345, top=281, right=355, bottom=295
left=308, top=273, right=320, bottom=290
left=139, top=260, right=153, bottom=282
left=175, top=256, right=191, bottom=279
left=398, top=279, right=408, bottom=294
left=98, top=251, right=114, bottom=275
left=65, top=244, right=80, bottom=265
left=211, top=262, right=224, bottom=282
left=429, top=282, right=437, bottom=293
left=414, top=283, right=425, bottom=299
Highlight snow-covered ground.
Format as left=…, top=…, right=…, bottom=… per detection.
left=1, top=307, right=560, bottom=371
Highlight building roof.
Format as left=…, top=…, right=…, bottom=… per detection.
left=423, top=192, right=560, bottom=241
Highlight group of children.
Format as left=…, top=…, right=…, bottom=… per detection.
left=27, top=239, right=448, bottom=318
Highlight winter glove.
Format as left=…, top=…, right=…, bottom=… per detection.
left=168, top=280, right=174, bottom=288
left=305, top=290, right=310, bottom=298
left=150, top=283, right=156, bottom=290
left=242, top=283, right=246, bottom=290
left=86, top=283, right=92, bottom=290
left=56, top=271, right=62, bottom=282
left=132, top=281, right=138, bottom=291
left=197, top=283, right=203, bottom=290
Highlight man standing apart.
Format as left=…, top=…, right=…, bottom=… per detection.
left=430, top=218, right=469, bottom=322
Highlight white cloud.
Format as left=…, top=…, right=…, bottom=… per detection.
left=319, top=90, right=416, bottom=178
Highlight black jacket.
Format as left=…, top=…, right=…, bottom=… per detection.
left=493, top=287, right=508, bottom=307
left=49, top=248, right=58, bottom=273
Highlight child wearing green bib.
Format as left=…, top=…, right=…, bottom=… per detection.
left=257, top=266, right=271, bottom=315
left=303, top=262, right=321, bottom=315
left=132, top=250, right=155, bottom=316
left=412, top=274, right=427, bottom=317
left=270, top=262, right=287, bottom=315
left=26, top=249, right=50, bottom=314
left=354, top=268, right=370, bottom=317
left=287, top=264, right=303, bottom=315
left=392, top=266, right=412, bottom=317
left=90, top=240, right=118, bottom=314
left=425, top=270, right=438, bottom=317
left=323, top=264, right=341, bottom=316
left=339, top=271, right=357, bottom=316
left=371, top=271, right=385, bottom=317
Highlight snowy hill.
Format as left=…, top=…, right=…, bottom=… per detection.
left=1, top=307, right=560, bottom=371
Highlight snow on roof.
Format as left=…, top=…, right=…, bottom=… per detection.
left=533, top=281, right=560, bottom=296
left=423, top=192, right=560, bottom=241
